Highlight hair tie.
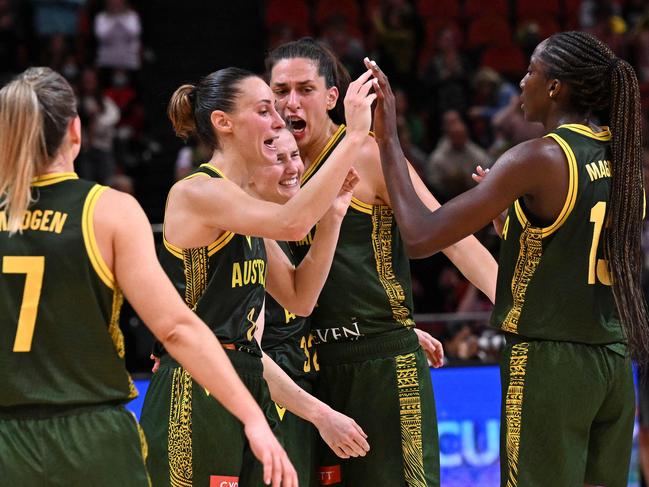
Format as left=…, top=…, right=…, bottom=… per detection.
left=608, top=57, right=622, bottom=72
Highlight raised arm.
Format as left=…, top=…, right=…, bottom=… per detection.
left=168, top=71, right=376, bottom=243
left=95, top=189, right=296, bottom=487
left=265, top=170, right=357, bottom=315
left=368, top=59, right=544, bottom=258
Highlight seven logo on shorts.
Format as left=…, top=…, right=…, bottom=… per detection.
left=318, top=465, right=342, bottom=485
left=210, top=475, right=239, bottom=487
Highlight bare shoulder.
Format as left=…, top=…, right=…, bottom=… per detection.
left=95, top=187, right=148, bottom=227
left=496, top=137, right=565, bottom=170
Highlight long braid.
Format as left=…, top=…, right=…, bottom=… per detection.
left=539, top=32, right=649, bottom=363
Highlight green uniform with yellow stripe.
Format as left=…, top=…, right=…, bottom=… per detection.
left=140, top=163, right=278, bottom=487
left=262, top=241, right=318, bottom=487
left=291, top=126, right=439, bottom=487
left=0, top=173, right=149, bottom=486
left=491, top=124, right=634, bottom=487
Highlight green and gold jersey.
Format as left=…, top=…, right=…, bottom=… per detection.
left=159, top=164, right=266, bottom=356
left=290, top=125, right=415, bottom=344
left=262, top=241, right=317, bottom=381
left=490, top=124, right=625, bottom=352
left=0, top=173, right=135, bottom=407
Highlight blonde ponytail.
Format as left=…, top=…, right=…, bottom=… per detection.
left=0, top=79, right=48, bottom=234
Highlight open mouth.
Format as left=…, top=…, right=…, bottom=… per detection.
left=263, top=137, right=277, bottom=151
left=287, top=117, right=306, bottom=134
left=280, top=177, right=298, bottom=187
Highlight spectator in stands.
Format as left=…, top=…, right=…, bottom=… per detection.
left=421, top=26, right=471, bottom=118
left=425, top=110, right=491, bottom=201
left=319, top=14, right=365, bottom=79
left=76, top=67, right=120, bottom=184
left=94, top=0, right=141, bottom=78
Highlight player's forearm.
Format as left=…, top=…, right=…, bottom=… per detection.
left=443, top=236, right=498, bottom=303
left=161, top=317, right=267, bottom=427
left=377, top=138, right=443, bottom=257
left=261, top=352, right=331, bottom=424
left=288, top=217, right=342, bottom=315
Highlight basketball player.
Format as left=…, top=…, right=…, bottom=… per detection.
left=266, top=39, right=498, bottom=486
left=370, top=31, right=647, bottom=487
left=140, top=67, right=376, bottom=485
left=0, top=67, right=295, bottom=487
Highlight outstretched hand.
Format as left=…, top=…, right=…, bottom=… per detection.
left=363, top=57, right=398, bottom=145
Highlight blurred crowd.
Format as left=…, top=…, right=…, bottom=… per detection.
left=2, top=0, right=649, bottom=365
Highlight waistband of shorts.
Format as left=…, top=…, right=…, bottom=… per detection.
left=0, top=400, right=126, bottom=420
left=161, top=348, right=263, bottom=376
left=315, top=327, right=419, bottom=364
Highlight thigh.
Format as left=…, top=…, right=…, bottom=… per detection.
left=141, top=364, right=246, bottom=487
left=316, top=347, right=439, bottom=487
left=500, top=341, right=608, bottom=487
left=584, top=354, right=635, bottom=487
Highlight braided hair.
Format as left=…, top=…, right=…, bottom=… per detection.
left=538, top=31, right=648, bottom=363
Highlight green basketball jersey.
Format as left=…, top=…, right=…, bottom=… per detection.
left=262, top=241, right=317, bottom=380
left=490, top=124, right=625, bottom=351
left=0, top=173, right=135, bottom=407
left=159, top=164, right=266, bottom=356
left=290, top=125, right=415, bottom=345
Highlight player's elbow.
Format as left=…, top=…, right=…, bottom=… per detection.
left=281, top=219, right=312, bottom=242
left=403, top=235, right=436, bottom=259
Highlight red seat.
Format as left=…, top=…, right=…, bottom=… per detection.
left=314, top=0, right=360, bottom=25
left=516, top=0, right=560, bottom=18
left=416, top=0, right=460, bottom=20
left=464, top=0, right=509, bottom=19
left=481, top=44, right=527, bottom=77
left=467, top=16, right=512, bottom=49
left=266, top=0, right=310, bottom=28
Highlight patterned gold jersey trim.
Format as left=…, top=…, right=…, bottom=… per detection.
left=183, top=246, right=209, bottom=309
left=164, top=231, right=235, bottom=260
left=558, top=123, right=612, bottom=141
left=31, top=172, right=79, bottom=187
left=350, top=196, right=373, bottom=215
left=81, top=185, right=114, bottom=289
left=513, top=133, right=578, bottom=238
left=501, top=227, right=543, bottom=333
left=396, top=353, right=426, bottom=487
left=371, top=205, right=414, bottom=326
left=301, top=124, right=346, bottom=184
left=108, top=288, right=138, bottom=399
left=169, top=367, right=193, bottom=487
left=504, top=342, right=529, bottom=487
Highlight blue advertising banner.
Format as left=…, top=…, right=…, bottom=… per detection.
left=127, top=365, right=641, bottom=486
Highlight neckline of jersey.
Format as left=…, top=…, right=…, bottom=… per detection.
left=557, top=123, right=612, bottom=141
left=31, top=172, right=79, bottom=187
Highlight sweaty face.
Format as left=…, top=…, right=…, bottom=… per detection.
left=270, top=58, right=337, bottom=151
left=519, top=42, right=553, bottom=123
left=248, top=129, right=304, bottom=204
left=228, top=76, right=285, bottom=165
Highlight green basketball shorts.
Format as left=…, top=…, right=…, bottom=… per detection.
left=500, top=336, right=634, bottom=487
left=0, top=403, right=150, bottom=486
left=313, top=327, right=439, bottom=487
left=140, top=350, right=279, bottom=487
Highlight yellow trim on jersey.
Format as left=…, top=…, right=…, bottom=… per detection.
left=558, top=124, right=612, bottom=141
left=513, top=133, right=578, bottom=238
left=31, top=172, right=78, bottom=187
left=182, top=172, right=210, bottom=181
left=350, top=197, right=373, bottom=215
left=199, top=163, right=227, bottom=179
left=301, top=124, right=346, bottom=184
left=82, top=185, right=114, bottom=289
left=163, top=231, right=235, bottom=260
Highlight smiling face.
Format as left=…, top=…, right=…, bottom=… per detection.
left=227, top=76, right=286, bottom=165
left=269, top=57, right=338, bottom=151
left=519, top=41, right=554, bottom=123
left=247, top=129, right=304, bottom=203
